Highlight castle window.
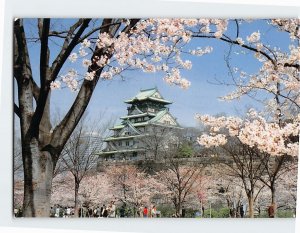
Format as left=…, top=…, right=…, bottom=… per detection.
left=126, top=141, right=130, bottom=146
left=118, top=141, right=122, bottom=146
left=164, top=120, right=170, bottom=125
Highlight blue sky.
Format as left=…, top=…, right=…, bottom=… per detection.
left=17, top=19, right=292, bottom=127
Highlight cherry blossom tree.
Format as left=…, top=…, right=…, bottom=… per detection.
left=254, top=163, right=297, bottom=217
left=196, top=110, right=298, bottom=216
left=190, top=19, right=299, bottom=116
left=274, top=162, right=298, bottom=216
left=193, top=21, right=299, bottom=203
left=193, top=21, right=299, bottom=211
left=154, top=164, right=207, bottom=217
left=78, top=173, right=115, bottom=208
left=197, top=121, right=270, bottom=217
left=258, top=153, right=296, bottom=213
left=207, top=165, right=246, bottom=218
left=105, top=165, right=157, bottom=210
left=50, top=172, right=115, bottom=213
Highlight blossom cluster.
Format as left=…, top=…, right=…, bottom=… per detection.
left=197, top=134, right=227, bottom=148
left=196, top=109, right=299, bottom=157
left=271, top=19, right=300, bottom=40
left=163, top=68, right=191, bottom=89
left=61, top=70, right=79, bottom=91
left=246, top=31, right=261, bottom=43
left=221, top=44, right=300, bottom=118
left=59, top=19, right=226, bottom=91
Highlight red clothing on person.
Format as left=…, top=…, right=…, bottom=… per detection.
left=143, top=207, right=148, bottom=217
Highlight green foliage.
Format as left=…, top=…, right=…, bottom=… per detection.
left=276, top=210, right=295, bottom=218
left=157, top=205, right=175, bottom=217
left=203, top=207, right=230, bottom=218
left=254, top=209, right=295, bottom=218
left=177, top=143, right=194, bottom=158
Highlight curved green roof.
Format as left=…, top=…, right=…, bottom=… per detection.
left=120, top=112, right=156, bottom=119
left=124, top=87, right=172, bottom=104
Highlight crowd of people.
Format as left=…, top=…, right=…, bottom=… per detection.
left=43, top=202, right=161, bottom=218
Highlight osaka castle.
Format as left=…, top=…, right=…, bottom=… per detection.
left=99, top=87, right=182, bottom=161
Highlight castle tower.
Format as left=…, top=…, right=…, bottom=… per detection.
left=99, top=87, right=181, bottom=162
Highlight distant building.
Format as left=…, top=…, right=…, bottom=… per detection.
left=98, top=87, right=181, bottom=161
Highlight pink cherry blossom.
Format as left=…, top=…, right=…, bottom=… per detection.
left=68, top=53, right=78, bottom=62
left=196, top=109, right=299, bottom=157
left=84, top=71, right=95, bottom=81
left=50, top=81, right=61, bottom=90
left=247, top=31, right=261, bottom=43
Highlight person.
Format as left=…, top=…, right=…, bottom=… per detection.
left=66, top=206, right=71, bottom=217
left=138, top=206, right=143, bottom=217
left=181, top=207, right=186, bottom=218
left=50, top=207, right=55, bottom=217
left=268, top=204, right=275, bottom=218
left=78, top=207, right=83, bottom=217
left=120, top=204, right=125, bottom=218
left=93, top=207, right=98, bottom=217
left=55, top=205, right=60, bottom=217
left=240, top=205, right=244, bottom=218
left=88, top=207, right=93, bottom=217
left=95, top=206, right=100, bottom=218
left=100, top=205, right=104, bottom=217
left=102, top=205, right=108, bottom=218
left=143, top=206, right=148, bottom=218
left=14, top=208, right=19, bottom=217
left=109, top=201, right=116, bottom=218
left=151, top=205, right=157, bottom=218
left=63, top=207, right=67, bottom=218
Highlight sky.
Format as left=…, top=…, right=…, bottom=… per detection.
left=16, top=19, right=292, bottom=128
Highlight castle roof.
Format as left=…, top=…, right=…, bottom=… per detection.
left=120, top=112, right=156, bottom=120
left=109, top=109, right=181, bottom=131
left=124, top=87, right=172, bottom=104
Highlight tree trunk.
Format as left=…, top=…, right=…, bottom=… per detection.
left=175, top=198, right=182, bottom=217
left=22, top=138, right=54, bottom=217
left=271, top=186, right=276, bottom=205
left=270, top=186, right=277, bottom=217
left=74, top=180, right=80, bottom=217
left=248, top=195, right=255, bottom=218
